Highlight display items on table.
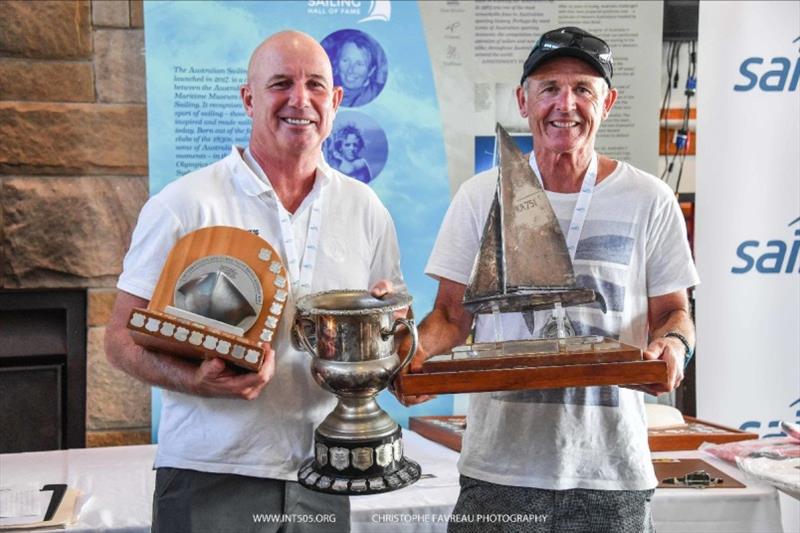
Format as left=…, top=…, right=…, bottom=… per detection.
left=410, top=404, right=759, bottom=454
left=702, top=424, right=800, bottom=499
left=0, top=483, right=80, bottom=530
left=654, top=459, right=745, bottom=489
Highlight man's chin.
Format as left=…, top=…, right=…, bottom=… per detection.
left=276, top=137, right=323, bottom=157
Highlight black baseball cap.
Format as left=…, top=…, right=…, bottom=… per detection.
left=520, top=27, right=613, bottom=87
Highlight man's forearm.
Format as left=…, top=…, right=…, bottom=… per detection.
left=105, top=323, right=200, bottom=394
left=650, top=308, right=695, bottom=348
left=416, top=307, right=472, bottom=357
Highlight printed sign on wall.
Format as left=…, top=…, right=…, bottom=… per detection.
left=695, top=1, right=799, bottom=436
left=144, top=1, right=664, bottom=428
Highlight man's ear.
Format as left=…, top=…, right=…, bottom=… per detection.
left=516, top=84, right=529, bottom=118
left=332, top=85, right=343, bottom=112
left=240, top=84, right=254, bottom=118
left=602, top=87, right=618, bottom=120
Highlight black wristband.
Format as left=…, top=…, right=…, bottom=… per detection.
left=663, top=331, right=694, bottom=368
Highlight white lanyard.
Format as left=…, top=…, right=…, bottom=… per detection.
left=244, top=148, right=323, bottom=296
left=528, top=151, right=598, bottom=261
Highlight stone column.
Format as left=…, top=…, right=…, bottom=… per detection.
left=0, top=0, right=152, bottom=447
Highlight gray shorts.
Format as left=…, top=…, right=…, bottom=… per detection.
left=152, top=467, right=350, bottom=533
left=448, top=475, right=654, bottom=533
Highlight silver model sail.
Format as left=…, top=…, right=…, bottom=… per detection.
left=463, top=123, right=606, bottom=315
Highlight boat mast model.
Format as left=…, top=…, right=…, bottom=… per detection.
left=463, top=123, right=606, bottom=317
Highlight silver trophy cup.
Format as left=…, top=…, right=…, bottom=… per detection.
left=293, top=290, right=421, bottom=495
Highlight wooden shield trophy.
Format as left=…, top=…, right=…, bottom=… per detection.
left=395, top=124, right=667, bottom=395
left=126, top=226, right=288, bottom=371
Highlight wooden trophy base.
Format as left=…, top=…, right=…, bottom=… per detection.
left=409, top=415, right=758, bottom=454
left=395, top=336, right=667, bottom=396
left=128, top=308, right=265, bottom=371
left=648, top=417, right=759, bottom=452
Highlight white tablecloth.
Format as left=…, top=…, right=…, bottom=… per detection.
left=0, top=431, right=785, bottom=532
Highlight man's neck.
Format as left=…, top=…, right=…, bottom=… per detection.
left=533, top=146, right=616, bottom=193
left=249, top=145, right=318, bottom=213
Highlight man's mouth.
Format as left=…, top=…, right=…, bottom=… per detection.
left=282, top=117, right=314, bottom=126
left=550, top=120, right=580, bottom=129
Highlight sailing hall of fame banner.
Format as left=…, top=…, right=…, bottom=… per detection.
left=144, top=1, right=663, bottom=426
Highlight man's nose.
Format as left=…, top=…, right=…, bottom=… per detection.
left=555, top=88, right=576, bottom=112
left=288, top=84, right=310, bottom=107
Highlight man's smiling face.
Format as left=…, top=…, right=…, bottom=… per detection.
left=518, top=56, right=616, bottom=157
left=242, top=33, right=342, bottom=158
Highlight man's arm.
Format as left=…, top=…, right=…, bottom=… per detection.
left=392, top=278, right=474, bottom=406
left=408, top=278, right=474, bottom=371
left=641, top=289, right=695, bottom=395
left=104, top=290, right=275, bottom=400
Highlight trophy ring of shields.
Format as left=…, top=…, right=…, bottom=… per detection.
left=293, top=290, right=421, bottom=495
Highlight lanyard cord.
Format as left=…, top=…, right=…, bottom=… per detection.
left=244, top=147, right=324, bottom=297
left=528, top=151, right=598, bottom=261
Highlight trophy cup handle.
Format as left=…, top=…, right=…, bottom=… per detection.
left=292, top=316, right=317, bottom=356
left=385, top=318, right=418, bottom=382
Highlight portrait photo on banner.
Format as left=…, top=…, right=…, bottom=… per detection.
left=324, top=111, right=389, bottom=184
left=321, top=29, right=388, bottom=108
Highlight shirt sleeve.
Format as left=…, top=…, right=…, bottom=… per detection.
left=425, top=178, right=486, bottom=285
left=645, top=193, right=700, bottom=297
left=116, top=195, right=185, bottom=300
left=368, top=202, right=407, bottom=294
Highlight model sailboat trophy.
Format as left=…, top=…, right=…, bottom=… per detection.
left=395, top=124, right=667, bottom=395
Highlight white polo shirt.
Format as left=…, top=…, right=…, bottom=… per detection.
left=118, top=146, right=405, bottom=479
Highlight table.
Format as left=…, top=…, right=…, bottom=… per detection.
left=0, top=431, right=785, bottom=532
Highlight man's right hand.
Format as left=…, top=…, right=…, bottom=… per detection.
left=106, top=290, right=278, bottom=400
left=192, top=344, right=276, bottom=400
left=391, top=341, right=436, bottom=407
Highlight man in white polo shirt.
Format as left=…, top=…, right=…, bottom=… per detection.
left=105, top=30, right=404, bottom=532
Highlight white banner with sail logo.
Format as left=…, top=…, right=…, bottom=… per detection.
left=695, top=2, right=799, bottom=438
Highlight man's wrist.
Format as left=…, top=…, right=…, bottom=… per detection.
left=663, top=331, right=694, bottom=367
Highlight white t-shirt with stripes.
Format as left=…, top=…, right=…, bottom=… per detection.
left=425, top=160, right=699, bottom=490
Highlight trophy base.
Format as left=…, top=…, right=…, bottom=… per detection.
left=395, top=337, right=667, bottom=395
left=298, top=427, right=421, bottom=495
left=127, top=308, right=265, bottom=371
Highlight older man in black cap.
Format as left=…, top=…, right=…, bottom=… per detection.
left=400, top=27, right=699, bottom=532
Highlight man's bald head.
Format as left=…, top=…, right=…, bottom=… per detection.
left=240, top=30, right=342, bottom=164
left=247, top=31, right=334, bottom=85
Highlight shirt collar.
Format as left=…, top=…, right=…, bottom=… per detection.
left=227, top=145, right=333, bottom=198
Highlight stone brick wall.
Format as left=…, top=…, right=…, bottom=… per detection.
left=0, top=0, right=151, bottom=447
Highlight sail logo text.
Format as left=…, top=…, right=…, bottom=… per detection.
left=734, top=37, right=800, bottom=92
left=731, top=217, right=800, bottom=274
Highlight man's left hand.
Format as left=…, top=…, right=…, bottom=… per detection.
left=370, top=279, right=408, bottom=319
left=640, top=336, right=685, bottom=395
